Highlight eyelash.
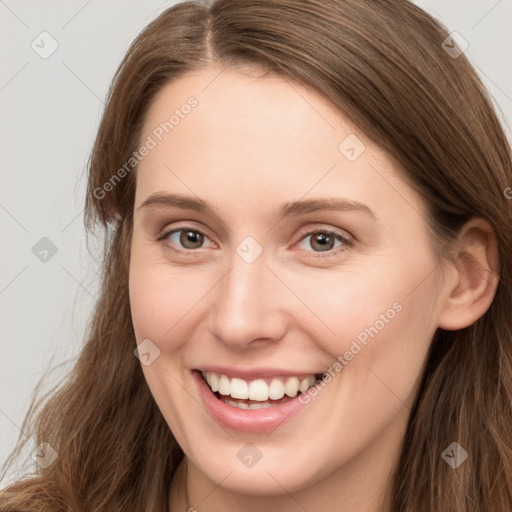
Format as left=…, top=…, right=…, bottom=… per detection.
left=158, top=225, right=353, bottom=259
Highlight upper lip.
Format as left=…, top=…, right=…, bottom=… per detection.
left=195, top=366, right=323, bottom=380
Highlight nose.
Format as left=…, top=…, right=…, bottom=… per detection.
left=208, top=245, right=288, bottom=349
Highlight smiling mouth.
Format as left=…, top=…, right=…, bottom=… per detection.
left=199, top=370, right=322, bottom=410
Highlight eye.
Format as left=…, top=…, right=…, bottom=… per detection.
left=296, top=228, right=353, bottom=258
left=159, top=226, right=215, bottom=251
left=158, top=225, right=353, bottom=258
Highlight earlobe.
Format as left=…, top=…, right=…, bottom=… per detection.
left=438, top=218, right=499, bottom=331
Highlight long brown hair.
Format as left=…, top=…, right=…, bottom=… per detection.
left=2, top=0, right=511, bottom=510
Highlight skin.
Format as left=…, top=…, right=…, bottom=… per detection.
left=127, top=66, right=499, bottom=512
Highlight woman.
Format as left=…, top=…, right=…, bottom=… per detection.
left=1, top=0, right=511, bottom=510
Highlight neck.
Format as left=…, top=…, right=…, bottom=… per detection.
left=168, top=456, right=189, bottom=511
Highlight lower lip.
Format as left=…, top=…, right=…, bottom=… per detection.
left=192, top=370, right=310, bottom=432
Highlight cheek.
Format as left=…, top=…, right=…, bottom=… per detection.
left=129, top=278, right=173, bottom=343
left=298, top=266, right=408, bottom=350
left=128, top=252, right=208, bottom=347
left=305, top=254, right=438, bottom=399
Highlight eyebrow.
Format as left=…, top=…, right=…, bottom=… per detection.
left=137, top=192, right=376, bottom=220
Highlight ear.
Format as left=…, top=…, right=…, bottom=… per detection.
left=438, top=218, right=499, bottom=330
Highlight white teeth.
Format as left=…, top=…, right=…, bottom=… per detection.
left=248, top=402, right=272, bottom=410
left=268, top=378, right=285, bottom=400
left=284, top=377, right=300, bottom=397
left=299, top=377, right=312, bottom=393
left=221, top=398, right=273, bottom=410
left=209, top=372, right=219, bottom=392
left=249, top=379, right=268, bottom=401
left=201, top=371, right=317, bottom=401
left=230, top=378, right=249, bottom=399
left=218, top=375, right=231, bottom=395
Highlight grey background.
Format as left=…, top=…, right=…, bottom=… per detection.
left=1, top=0, right=511, bottom=482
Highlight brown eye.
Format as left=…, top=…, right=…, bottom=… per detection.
left=308, top=232, right=336, bottom=252
left=297, top=228, right=352, bottom=257
left=179, top=230, right=204, bottom=249
left=163, top=228, right=210, bottom=250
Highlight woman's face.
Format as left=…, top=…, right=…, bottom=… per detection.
left=129, top=66, right=446, bottom=499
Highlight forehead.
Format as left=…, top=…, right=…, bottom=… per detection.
left=134, top=66, right=425, bottom=223
left=141, top=66, right=348, bottom=164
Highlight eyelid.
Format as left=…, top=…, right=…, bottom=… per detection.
left=158, top=223, right=216, bottom=248
left=295, top=225, right=354, bottom=244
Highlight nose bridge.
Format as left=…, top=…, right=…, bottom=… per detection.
left=208, top=238, right=284, bottom=346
